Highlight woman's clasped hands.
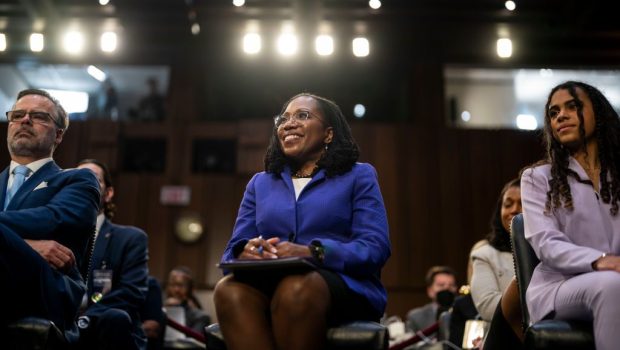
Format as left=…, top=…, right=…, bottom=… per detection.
left=240, top=235, right=312, bottom=259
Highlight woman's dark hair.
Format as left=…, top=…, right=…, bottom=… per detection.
left=78, top=158, right=116, bottom=219
left=539, top=81, right=620, bottom=215
left=264, top=93, right=359, bottom=177
left=486, top=178, right=520, bottom=252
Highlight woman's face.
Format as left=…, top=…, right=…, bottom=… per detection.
left=547, top=87, right=596, bottom=150
left=501, top=186, right=522, bottom=233
left=166, top=270, right=189, bottom=301
left=276, top=96, right=333, bottom=166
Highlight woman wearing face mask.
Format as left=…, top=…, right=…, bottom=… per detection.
left=213, top=93, right=391, bottom=350
left=521, top=81, right=620, bottom=350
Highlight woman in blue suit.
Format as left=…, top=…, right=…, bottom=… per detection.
left=214, top=93, right=391, bottom=350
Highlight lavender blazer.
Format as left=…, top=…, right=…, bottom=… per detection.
left=521, top=157, right=620, bottom=323
left=221, top=162, right=391, bottom=317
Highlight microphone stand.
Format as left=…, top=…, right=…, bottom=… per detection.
left=389, top=321, right=439, bottom=350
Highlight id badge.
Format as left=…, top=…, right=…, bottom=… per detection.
left=91, top=269, right=113, bottom=303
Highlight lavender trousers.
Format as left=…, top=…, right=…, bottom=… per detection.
left=552, top=270, right=620, bottom=350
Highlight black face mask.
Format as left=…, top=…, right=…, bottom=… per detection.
left=436, top=289, right=456, bottom=308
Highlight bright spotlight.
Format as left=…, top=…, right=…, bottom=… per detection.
left=99, top=0, right=110, bottom=5
left=369, top=0, right=381, bottom=9
left=100, top=32, right=117, bottom=53
left=191, top=23, right=200, bottom=35
left=516, top=114, right=538, bottom=130
left=87, top=65, right=107, bottom=82
left=461, top=110, right=471, bottom=122
left=277, top=33, right=298, bottom=56
left=505, top=1, right=516, bottom=11
left=233, top=0, right=245, bottom=6
left=352, top=37, right=369, bottom=57
left=63, top=31, right=85, bottom=54
left=0, top=34, right=6, bottom=51
left=315, top=35, right=334, bottom=56
left=30, top=33, right=44, bottom=52
left=496, top=38, right=512, bottom=58
left=243, top=33, right=261, bottom=54
left=353, top=104, right=366, bottom=118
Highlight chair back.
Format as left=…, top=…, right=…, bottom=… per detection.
left=510, top=213, right=539, bottom=328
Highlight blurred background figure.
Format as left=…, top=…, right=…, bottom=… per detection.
left=76, top=158, right=149, bottom=350
left=95, top=78, right=119, bottom=120
left=132, top=77, right=165, bottom=121
left=141, top=276, right=166, bottom=350
left=164, top=266, right=211, bottom=333
left=406, top=266, right=458, bottom=333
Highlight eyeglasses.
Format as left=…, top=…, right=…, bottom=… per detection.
left=273, top=110, right=324, bottom=128
left=6, top=110, right=56, bottom=126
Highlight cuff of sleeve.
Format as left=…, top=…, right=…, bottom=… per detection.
left=232, top=239, right=248, bottom=258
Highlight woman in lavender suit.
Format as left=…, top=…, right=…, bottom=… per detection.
left=521, top=81, right=620, bottom=350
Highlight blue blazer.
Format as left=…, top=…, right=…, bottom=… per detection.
left=0, top=161, right=100, bottom=341
left=221, top=163, right=391, bottom=317
left=84, top=218, right=149, bottom=348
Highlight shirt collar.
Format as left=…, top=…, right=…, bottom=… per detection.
left=9, top=158, right=53, bottom=176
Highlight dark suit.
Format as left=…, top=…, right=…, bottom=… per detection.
left=79, top=218, right=149, bottom=350
left=0, top=161, right=100, bottom=343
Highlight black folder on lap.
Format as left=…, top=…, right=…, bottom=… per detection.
left=217, top=257, right=318, bottom=273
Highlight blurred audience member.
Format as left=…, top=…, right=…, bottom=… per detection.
left=141, top=276, right=166, bottom=350
left=470, top=178, right=524, bottom=349
left=76, top=159, right=149, bottom=350
left=96, top=78, right=119, bottom=120
left=130, top=77, right=165, bottom=121
left=470, top=178, right=521, bottom=321
left=164, top=266, right=211, bottom=333
left=406, top=266, right=458, bottom=333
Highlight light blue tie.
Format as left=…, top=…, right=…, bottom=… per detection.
left=5, top=165, right=31, bottom=209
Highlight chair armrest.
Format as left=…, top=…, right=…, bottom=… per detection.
left=6, top=317, right=66, bottom=349
left=525, top=320, right=594, bottom=350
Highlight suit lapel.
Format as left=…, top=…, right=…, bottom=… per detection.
left=0, top=166, right=9, bottom=211
left=7, top=161, right=60, bottom=210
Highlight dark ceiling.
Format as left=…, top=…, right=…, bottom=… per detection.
left=1, top=0, right=619, bottom=65
left=1, top=0, right=620, bottom=122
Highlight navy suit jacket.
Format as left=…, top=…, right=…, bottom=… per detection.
left=0, top=161, right=99, bottom=342
left=84, top=218, right=149, bottom=347
left=221, top=163, right=391, bottom=318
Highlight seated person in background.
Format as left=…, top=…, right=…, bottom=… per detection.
left=448, top=239, right=488, bottom=348
left=164, top=266, right=211, bottom=333
left=470, top=178, right=521, bottom=321
left=213, top=93, right=391, bottom=350
left=141, top=276, right=166, bottom=350
left=470, top=178, right=524, bottom=349
left=522, top=81, right=620, bottom=350
left=75, top=159, right=149, bottom=350
left=0, top=89, right=99, bottom=344
left=406, top=266, right=458, bottom=333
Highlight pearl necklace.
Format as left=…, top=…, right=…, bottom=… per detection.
left=293, top=166, right=318, bottom=178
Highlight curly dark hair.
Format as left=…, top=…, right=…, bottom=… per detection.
left=539, top=81, right=620, bottom=215
left=486, top=178, right=520, bottom=252
left=78, top=158, right=116, bottom=219
left=264, top=93, right=359, bottom=177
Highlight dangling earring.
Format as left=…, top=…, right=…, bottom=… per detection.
left=324, top=143, right=329, bottom=151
